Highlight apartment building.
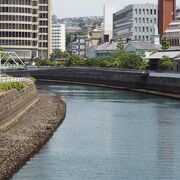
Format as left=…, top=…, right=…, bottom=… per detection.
left=52, top=23, right=66, bottom=52
left=113, top=4, right=158, bottom=42
left=0, top=0, right=52, bottom=60
left=71, top=35, right=90, bottom=58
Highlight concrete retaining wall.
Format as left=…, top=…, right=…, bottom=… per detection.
left=0, top=80, right=38, bottom=130
left=6, top=67, right=180, bottom=94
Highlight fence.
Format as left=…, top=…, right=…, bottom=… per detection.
left=0, top=73, right=30, bottom=83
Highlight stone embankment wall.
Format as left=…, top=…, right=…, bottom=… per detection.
left=6, top=67, right=180, bottom=95
left=0, top=80, right=38, bottom=131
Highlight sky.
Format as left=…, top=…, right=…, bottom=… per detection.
left=52, top=0, right=158, bottom=18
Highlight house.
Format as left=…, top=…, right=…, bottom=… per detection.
left=124, top=41, right=161, bottom=58
left=88, top=41, right=118, bottom=58
left=149, top=50, right=180, bottom=71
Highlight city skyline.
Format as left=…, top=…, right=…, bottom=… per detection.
left=53, top=0, right=160, bottom=18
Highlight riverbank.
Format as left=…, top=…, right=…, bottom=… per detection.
left=0, top=91, right=66, bottom=180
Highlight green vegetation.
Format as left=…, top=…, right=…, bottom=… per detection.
left=67, top=50, right=149, bottom=70
left=51, top=49, right=70, bottom=60
left=36, top=49, right=148, bottom=70
left=117, top=38, right=124, bottom=50
left=158, top=56, right=173, bottom=70
left=161, top=38, right=170, bottom=51
left=0, top=82, right=24, bottom=91
left=35, top=59, right=56, bottom=67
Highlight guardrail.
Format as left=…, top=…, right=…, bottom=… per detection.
left=0, top=73, right=30, bottom=83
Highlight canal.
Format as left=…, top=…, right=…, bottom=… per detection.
left=12, top=83, right=180, bottom=180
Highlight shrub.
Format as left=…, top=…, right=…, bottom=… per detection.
left=0, top=82, right=24, bottom=91
left=158, top=56, right=173, bottom=70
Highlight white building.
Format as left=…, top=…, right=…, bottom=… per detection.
left=103, top=4, right=116, bottom=42
left=113, top=4, right=158, bottom=42
left=52, top=23, right=66, bottom=52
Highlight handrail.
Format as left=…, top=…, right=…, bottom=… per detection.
left=0, top=73, right=30, bottom=83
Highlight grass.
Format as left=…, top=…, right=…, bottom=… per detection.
left=0, top=82, right=24, bottom=91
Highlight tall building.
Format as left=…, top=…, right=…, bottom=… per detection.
left=52, top=23, right=66, bottom=52
left=158, top=0, right=176, bottom=37
left=103, top=4, right=116, bottom=42
left=0, top=0, right=52, bottom=60
left=113, top=4, right=158, bottom=42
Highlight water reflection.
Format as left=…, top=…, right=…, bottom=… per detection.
left=12, top=83, right=180, bottom=180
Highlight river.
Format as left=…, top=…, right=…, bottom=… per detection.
left=12, top=83, right=180, bottom=180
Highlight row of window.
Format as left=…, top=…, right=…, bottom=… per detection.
left=0, top=39, right=32, bottom=46
left=39, top=6, right=48, bottom=11
left=0, top=15, right=32, bottom=22
left=39, top=13, right=48, bottom=18
left=135, top=8, right=157, bottom=15
left=134, top=35, right=149, bottom=41
left=170, top=38, right=180, bottom=46
left=39, top=35, right=48, bottom=40
left=39, top=20, right=48, bottom=26
left=0, top=23, right=32, bottom=30
left=0, top=0, right=31, bottom=5
left=0, top=31, right=33, bottom=38
left=0, top=39, right=48, bottom=47
left=135, top=26, right=153, bottom=33
left=39, top=0, right=48, bottom=4
left=39, top=42, right=48, bottom=48
left=0, top=7, right=31, bottom=13
left=39, top=27, right=48, bottom=33
left=135, top=17, right=156, bottom=24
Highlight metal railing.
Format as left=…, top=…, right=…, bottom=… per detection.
left=0, top=73, right=30, bottom=83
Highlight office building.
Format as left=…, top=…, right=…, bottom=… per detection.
left=52, top=23, right=66, bottom=52
left=113, top=4, right=158, bottom=42
left=0, top=0, right=52, bottom=60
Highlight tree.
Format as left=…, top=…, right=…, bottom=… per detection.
left=158, top=56, right=173, bottom=70
left=117, top=38, right=125, bottom=50
left=161, top=37, right=170, bottom=50
left=51, top=49, right=70, bottom=60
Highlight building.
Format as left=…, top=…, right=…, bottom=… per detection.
left=103, top=4, right=116, bottom=42
left=88, top=41, right=118, bottom=58
left=158, top=0, right=176, bottom=37
left=52, top=23, right=66, bottom=52
left=89, top=30, right=103, bottom=47
left=71, top=35, right=90, bottom=57
left=149, top=50, right=180, bottom=71
left=125, top=41, right=161, bottom=58
left=0, top=0, right=52, bottom=60
left=164, top=12, right=180, bottom=46
left=113, top=4, right=158, bottom=42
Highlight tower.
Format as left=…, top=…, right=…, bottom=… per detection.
left=158, top=0, right=176, bottom=37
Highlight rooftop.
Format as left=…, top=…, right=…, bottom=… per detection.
left=125, top=41, right=161, bottom=51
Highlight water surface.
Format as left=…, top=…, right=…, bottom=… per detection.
left=12, top=83, right=180, bottom=180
